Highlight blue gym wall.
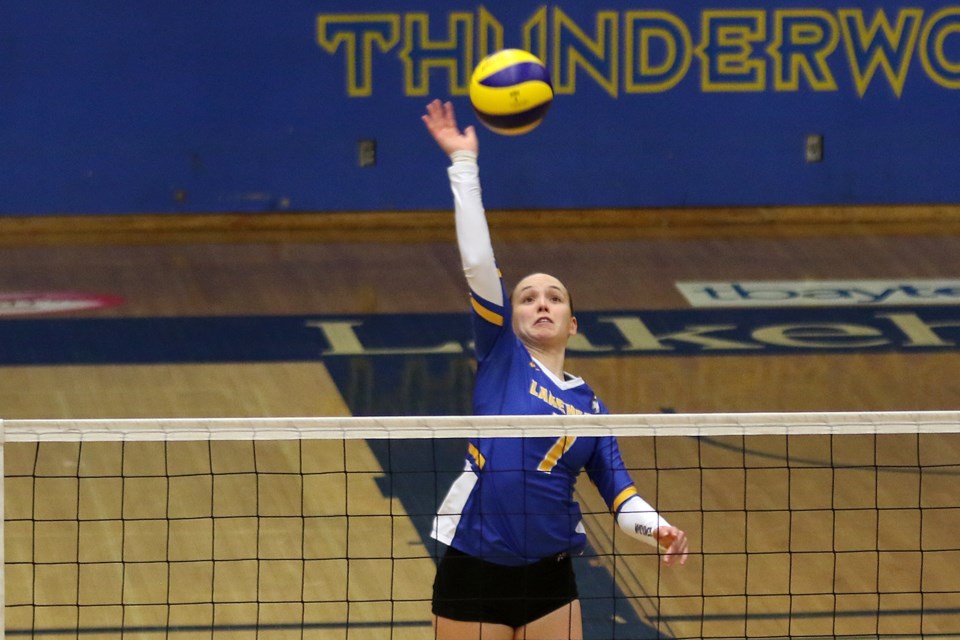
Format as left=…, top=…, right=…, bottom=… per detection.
left=3, top=2, right=960, bottom=215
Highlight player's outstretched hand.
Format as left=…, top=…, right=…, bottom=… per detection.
left=654, top=526, right=689, bottom=567
left=422, top=99, right=478, bottom=157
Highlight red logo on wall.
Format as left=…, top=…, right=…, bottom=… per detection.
left=0, top=292, right=124, bottom=316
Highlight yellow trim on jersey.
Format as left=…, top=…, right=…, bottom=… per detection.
left=468, top=442, right=486, bottom=469
left=471, top=294, right=503, bottom=327
left=611, top=486, right=638, bottom=512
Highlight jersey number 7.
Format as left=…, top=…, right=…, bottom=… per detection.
left=537, top=436, right=577, bottom=473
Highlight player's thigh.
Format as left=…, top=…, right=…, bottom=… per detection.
left=517, top=600, right=582, bottom=640
left=433, top=615, right=514, bottom=640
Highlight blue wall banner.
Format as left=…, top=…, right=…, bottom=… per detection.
left=4, top=2, right=960, bottom=214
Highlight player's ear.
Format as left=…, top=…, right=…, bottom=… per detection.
left=568, top=316, right=578, bottom=336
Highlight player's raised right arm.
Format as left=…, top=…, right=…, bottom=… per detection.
left=422, top=100, right=502, bottom=309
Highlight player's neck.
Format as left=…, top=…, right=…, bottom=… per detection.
left=527, top=345, right=566, bottom=380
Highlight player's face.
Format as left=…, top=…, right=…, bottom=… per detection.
left=510, top=273, right=578, bottom=349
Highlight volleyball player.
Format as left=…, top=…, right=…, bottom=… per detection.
left=422, top=99, right=688, bottom=640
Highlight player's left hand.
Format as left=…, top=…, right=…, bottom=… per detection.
left=654, top=526, right=689, bottom=566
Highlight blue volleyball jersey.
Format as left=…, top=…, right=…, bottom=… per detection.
left=432, top=281, right=639, bottom=566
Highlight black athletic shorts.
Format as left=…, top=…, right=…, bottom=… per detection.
left=431, top=545, right=579, bottom=628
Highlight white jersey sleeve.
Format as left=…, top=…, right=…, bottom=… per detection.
left=448, top=150, right=503, bottom=307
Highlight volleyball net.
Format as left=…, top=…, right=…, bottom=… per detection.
left=3, top=412, right=959, bottom=640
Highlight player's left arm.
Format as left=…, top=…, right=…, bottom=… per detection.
left=588, top=438, right=689, bottom=566
left=616, top=494, right=689, bottom=566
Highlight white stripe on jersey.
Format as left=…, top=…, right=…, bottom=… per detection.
left=431, top=460, right=478, bottom=546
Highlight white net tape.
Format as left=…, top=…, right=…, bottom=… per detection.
left=5, top=411, right=960, bottom=442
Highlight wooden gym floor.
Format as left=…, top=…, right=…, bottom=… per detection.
left=4, top=208, right=960, bottom=417
left=2, top=210, right=960, bottom=638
